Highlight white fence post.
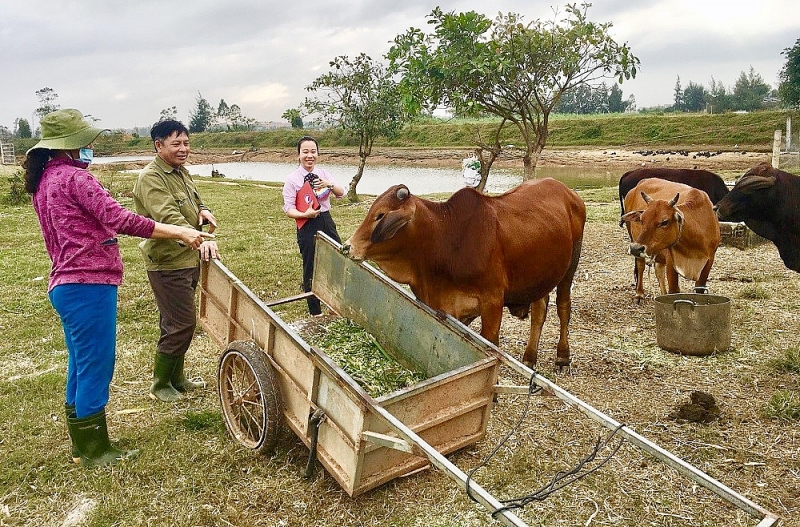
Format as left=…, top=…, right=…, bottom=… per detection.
left=772, top=130, right=781, bottom=168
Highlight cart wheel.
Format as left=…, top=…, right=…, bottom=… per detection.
left=218, top=340, right=282, bottom=454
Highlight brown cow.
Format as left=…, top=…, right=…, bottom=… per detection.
left=343, top=179, right=586, bottom=368
left=621, top=178, right=720, bottom=302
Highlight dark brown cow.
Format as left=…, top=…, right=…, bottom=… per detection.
left=621, top=179, right=721, bottom=302
left=618, top=168, right=729, bottom=218
left=715, top=162, right=800, bottom=272
left=343, top=179, right=586, bottom=368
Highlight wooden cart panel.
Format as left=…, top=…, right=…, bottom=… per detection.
left=199, top=234, right=500, bottom=496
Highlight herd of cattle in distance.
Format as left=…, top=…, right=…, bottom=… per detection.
left=342, top=162, right=800, bottom=370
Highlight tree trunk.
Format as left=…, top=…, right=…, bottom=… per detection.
left=346, top=155, right=368, bottom=202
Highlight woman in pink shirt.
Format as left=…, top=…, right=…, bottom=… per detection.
left=24, top=109, right=212, bottom=468
left=282, top=136, right=345, bottom=315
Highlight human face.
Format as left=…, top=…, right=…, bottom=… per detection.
left=298, top=140, right=318, bottom=172
left=155, top=132, right=190, bottom=168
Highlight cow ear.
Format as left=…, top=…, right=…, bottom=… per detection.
left=668, top=193, right=680, bottom=207
left=737, top=175, right=775, bottom=194
left=674, top=209, right=684, bottom=226
left=621, top=210, right=643, bottom=224
left=641, top=191, right=652, bottom=204
left=371, top=210, right=410, bottom=243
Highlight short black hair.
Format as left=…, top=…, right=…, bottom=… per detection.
left=297, top=135, right=319, bottom=153
left=150, top=119, right=189, bottom=143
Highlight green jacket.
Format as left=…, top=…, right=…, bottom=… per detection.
left=132, top=156, right=209, bottom=271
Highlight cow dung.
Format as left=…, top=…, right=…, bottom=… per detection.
left=668, top=390, right=720, bottom=423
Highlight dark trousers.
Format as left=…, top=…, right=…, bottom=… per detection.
left=297, top=211, right=341, bottom=315
left=147, top=266, right=200, bottom=357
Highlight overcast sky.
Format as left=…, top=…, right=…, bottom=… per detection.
left=2, top=0, right=797, bottom=131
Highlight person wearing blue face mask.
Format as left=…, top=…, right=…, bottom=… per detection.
left=23, top=109, right=214, bottom=467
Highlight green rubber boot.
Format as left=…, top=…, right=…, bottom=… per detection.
left=65, top=403, right=80, bottom=464
left=67, top=410, right=139, bottom=468
left=149, top=352, right=182, bottom=402
left=171, top=355, right=206, bottom=393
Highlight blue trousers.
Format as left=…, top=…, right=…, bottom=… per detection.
left=49, top=284, right=117, bottom=418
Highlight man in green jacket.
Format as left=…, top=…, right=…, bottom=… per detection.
left=133, top=119, right=220, bottom=402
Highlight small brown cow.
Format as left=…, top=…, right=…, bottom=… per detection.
left=621, top=178, right=721, bottom=302
left=343, top=179, right=586, bottom=368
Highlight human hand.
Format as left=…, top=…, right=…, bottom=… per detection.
left=198, top=240, right=220, bottom=261
left=178, top=228, right=215, bottom=249
left=198, top=209, right=217, bottom=234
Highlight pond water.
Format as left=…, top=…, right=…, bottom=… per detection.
left=96, top=157, right=619, bottom=194
left=187, top=161, right=619, bottom=195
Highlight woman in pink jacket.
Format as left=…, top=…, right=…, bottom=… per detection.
left=23, top=109, right=212, bottom=468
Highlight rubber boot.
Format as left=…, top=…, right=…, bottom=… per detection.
left=67, top=409, right=139, bottom=468
left=150, top=352, right=182, bottom=402
left=170, top=355, right=206, bottom=393
left=65, top=403, right=80, bottom=464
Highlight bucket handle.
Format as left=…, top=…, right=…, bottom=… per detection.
left=672, top=299, right=696, bottom=312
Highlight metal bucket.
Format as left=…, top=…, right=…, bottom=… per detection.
left=654, top=290, right=731, bottom=356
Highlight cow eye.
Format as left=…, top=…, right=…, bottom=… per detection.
left=375, top=212, right=385, bottom=222
left=659, top=219, right=669, bottom=227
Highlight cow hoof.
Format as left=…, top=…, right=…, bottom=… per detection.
left=555, top=358, right=571, bottom=372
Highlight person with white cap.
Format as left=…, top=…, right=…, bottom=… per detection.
left=23, top=108, right=214, bottom=467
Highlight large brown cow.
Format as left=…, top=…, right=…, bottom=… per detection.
left=621, top=178, right=721, bottom=302
left=343, top=179, right=586, bottom=368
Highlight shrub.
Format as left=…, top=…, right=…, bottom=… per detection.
left=763, top=390, right=800, bottom=421
left=2, top=170, right=29, bottom=205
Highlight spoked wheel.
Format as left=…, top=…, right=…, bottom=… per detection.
left=218, top=340, right=282, bottom=454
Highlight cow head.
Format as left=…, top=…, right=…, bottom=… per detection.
left=714, top=163, right=777, bottom=222
left=621, top=192, right=684, bottom=258
left=343, top=185, right=417, bottom=261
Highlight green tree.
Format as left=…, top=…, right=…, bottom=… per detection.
left=159, top=106, right=177, bottom=121
left=607, top=83, right=625, bottom=113
left=305, top=53, right=410, bottom=201
left=682, top=81, right=707, bottom=112
left=216, top=99, right=231, bottom=129
left=35, top=87, right=59, bottom=118
left=14, top=118, right=32, bottom=138
left=732, top=66, right=771, bottom=111
left=673, top=76, right=684, bottom=111
left=705, top=77, right=731, bottom=113
left=388, top=4, right=638, bottom=178
left=281, top=108, right=304, bottom=128
left=188, top=92, right=214, bottom=133
left=778, top=37, right=800, bottom=108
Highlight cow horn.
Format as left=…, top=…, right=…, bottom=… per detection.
left=668, top=193, right=680, bottom=207
left=396, top=187, right=409, bottom=200
left=641, top=191, right=652, bottom=204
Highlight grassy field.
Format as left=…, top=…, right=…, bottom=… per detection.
left=9, top=109, right=800, bottom=155
left=1, top=162, right=798, bottom=526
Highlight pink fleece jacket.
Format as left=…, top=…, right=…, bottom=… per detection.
left=32, top=157, right=155, bottom=291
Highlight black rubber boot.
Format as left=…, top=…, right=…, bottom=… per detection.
left=65, top=403, right=80, bottom=464
left=67, top=409, right=139, bottom=468
left=170, top=355, right=206, bottom=393
left=150, top=352, right=182, bottom=402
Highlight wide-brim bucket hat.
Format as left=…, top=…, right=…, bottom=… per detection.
left=26, top=109, right=109, bottom=155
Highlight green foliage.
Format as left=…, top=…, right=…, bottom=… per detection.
left=768, top=346, right=800, bottom=373
left=14, top=118, right=32, bottom=139
left=779, top=37, right=800, bottom=108
left=738, top=283, right=771, bottom=300
left=304, top=318, right=426, bottom=397
left=188, top=92, right=214, bottom=133
left=387, top=4, right=640, bottom=176
left=2, top=169, right=29, bottom=205
left=732, top=67, right=772, bottom=111
left=34, top=87, right=59, bottom=118
left=304, top=53, right=412, bottom=199
left=763, top=390, right=800, bottom=421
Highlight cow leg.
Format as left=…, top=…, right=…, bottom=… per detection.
left=523, top=295, right=548, bottom=367
left=478, top=301, right=504, bottom=347
left=554, top=282, right=573, bottom=370
left=634, top=257, right=646, bottom=303
left=695, top=256, right=715, bottom=289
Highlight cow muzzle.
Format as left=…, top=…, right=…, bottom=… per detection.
left=628, top=243, right=646, bottom=258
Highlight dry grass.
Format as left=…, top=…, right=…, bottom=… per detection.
left=1, top=161, right=798, bottom=527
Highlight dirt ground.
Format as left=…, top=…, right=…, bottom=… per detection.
left=114, top=146, right=773, bottom=174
